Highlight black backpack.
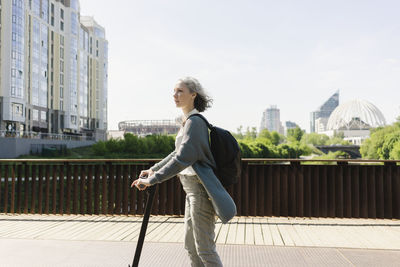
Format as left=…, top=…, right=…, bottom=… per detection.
left=188, top=114, right=241, bottom=187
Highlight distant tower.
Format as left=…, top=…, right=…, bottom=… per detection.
left=260, top=105, right=283, bottom=134
left=310, top=91, right=339, bottom=133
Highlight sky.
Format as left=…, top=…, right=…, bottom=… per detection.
left=79, top=0, right=400, bottom=133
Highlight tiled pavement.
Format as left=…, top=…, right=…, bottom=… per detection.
left=0, top=214, right=400, bottom=266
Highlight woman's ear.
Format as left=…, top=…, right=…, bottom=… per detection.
left=192, top=92, right=197, bottom=99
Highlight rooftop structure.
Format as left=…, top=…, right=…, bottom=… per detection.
left=322, top=99, right=386, bottom=145
left=118, top=120, right=180, bottom=136
left=326, top=99, right=386, bottom=130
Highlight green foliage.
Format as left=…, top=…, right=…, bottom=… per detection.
left=325, top=137, right=350, bottom=146
left=360, top=122, right=400, bottom=159
left=244, top=127, right=258, bottom=140
left=81, top=133, right=175, bottom=159
left=390, top=141, right=400, bottom=160
left=314, top=151, right=350, bottom=160
left=237, top=137, right=310, bottom=159
left=301, top=133, right=329, bottom=146
left=287, top=126, right=304, bottom=142
left=300, top=132, right=349, bottom=146
left=259, top=129, right=284, bottom=145
left=232, top=125, right=244, bottom=140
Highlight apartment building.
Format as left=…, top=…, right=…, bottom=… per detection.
left=0, top=0, right=107, bottom=140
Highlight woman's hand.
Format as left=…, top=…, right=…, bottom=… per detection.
left=139, top=169, right=154, bottom=178
left=131, top=173, right=153, bottom=191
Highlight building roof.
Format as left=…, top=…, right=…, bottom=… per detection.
left=326, top=99, right=386, bottom=130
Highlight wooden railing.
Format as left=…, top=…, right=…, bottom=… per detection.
left=0, top=159, right=399, bottom=218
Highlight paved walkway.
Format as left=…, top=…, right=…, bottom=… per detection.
left=0, top=214, right=400, bottom=266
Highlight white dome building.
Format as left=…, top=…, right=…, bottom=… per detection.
left=322, top=99, right=386, bottom=145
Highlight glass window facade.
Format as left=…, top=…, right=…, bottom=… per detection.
left=70, top=11, right=78, bottom=36
left=103, top=42, right=108, bottom=128
left=32, top=0, right=40, bottom=17
left=11, top=0, right=25, bottom=99
left=94, top=27, right=105, bottom=39
left=32, top=18, right=40, bottom=105
left=79, top=27, right=89, bottom=120
left=41, top=0, right=48, bottom=22
left=39, top=23, right=48, bottom=107
left=70, top=0, right=78, bottom=11
left=70, top=35, right=78, bottom=115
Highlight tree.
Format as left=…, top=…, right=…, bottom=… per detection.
left=390, top=141, right=400, bottom=159
left=301, top=133, right=329, bottom=146
left=258, top=129, right=283, bottom=145
left=287, top=126, right=304, bottom=142
left=233, top=126, right=244, bottom=140
left=244, top=127, right=257, bottom=140
left=360, top=122, right=400, bottom=159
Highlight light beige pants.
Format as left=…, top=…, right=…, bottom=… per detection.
left=179, top=174, right=223, bottom=267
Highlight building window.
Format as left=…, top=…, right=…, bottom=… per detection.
left=60, top=87, right=63, bottom=98
left=13, top=103, right=23, bottom=116
left=41, top=111, right=47, bottom=122
left=60, top=73, right=64, bottom=85
left=60, top=21, right=64, bottom=31
left=60, top=8, right=64, bottom=19
left=33, top=109, right=39, bottom=121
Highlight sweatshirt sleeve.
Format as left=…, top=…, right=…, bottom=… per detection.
left=149, top=150, right=177, bottom=172
left=147, top=117, right=207, bottom=185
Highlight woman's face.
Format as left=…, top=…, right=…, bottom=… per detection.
left=173, top=82, right=196, bottom=111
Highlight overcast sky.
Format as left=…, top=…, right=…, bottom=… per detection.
left=79, top=0, right=400, bottom=133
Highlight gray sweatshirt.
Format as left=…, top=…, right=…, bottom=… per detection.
left=148, top=115, right=237, bottom=223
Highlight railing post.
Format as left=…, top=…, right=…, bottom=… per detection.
left=115, top=164, right=122, bottom=215
left=384, top=162, right=394, bottom=219
left=30, top=165, right=36, bottom=214
left=10, top=164, right=16, bottom=214
left=122, top=164, right=129, bottom=215
left=101, top=163, right=108, bottom=215
left=52, top=164, right=58, bottom=214
left=80, top=165, right=87, bottom=215
left=45, top=165, right=50, bottom=214
left=23, top=163, right=29, bottom=214
left=94, top=164, right=101, bottom=215
left=73, top=164, right=79, bottom=214
left=87, top=164, right=93, bottom=215
left=17, top=164, right=22, bottom=214
left=4, top=164, right=9, bottom=213
left=66, top=162, right=72, bottom=215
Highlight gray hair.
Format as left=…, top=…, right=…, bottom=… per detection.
left=178, top=77, right=213, bottom=112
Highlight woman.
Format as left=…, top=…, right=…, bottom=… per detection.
left=131, top=77, right=236, bottom=267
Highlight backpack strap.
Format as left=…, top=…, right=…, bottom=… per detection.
left=187, top=113, right=213, bottom=129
